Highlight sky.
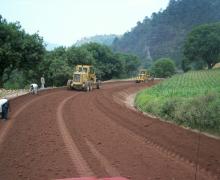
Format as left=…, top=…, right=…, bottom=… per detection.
left=0, top=0, right=169, bottom=46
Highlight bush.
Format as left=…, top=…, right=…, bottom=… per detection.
left=174, top=93, right=220, bottom=132
left=136, top=93, right=220, bottom=134
left=160, top=98, right=181, bottom=120
left=3, top=70, right=26, bottom=89
left=151, top=58, right=176, bottom=78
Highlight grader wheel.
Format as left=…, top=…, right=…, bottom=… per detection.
left=96, top=80, right=101, bottom=89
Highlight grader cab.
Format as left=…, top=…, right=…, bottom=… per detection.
left=135, top=69, right=150, bottom=83
left=67, top=65, right=100, bottom=91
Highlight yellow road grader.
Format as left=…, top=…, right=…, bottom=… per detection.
left=67, top=65, right=100, bottom=91
left=135, top=69, right=151, bottom=83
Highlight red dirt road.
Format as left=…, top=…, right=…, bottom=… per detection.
left=0, top=82, right=219, bottom=180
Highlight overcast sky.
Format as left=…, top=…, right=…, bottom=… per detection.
left=0, top=0, right=169, bottom=46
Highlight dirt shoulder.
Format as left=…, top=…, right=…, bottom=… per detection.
left=124, top=86, right=220, bottom=140
left=0, top=89, right=28, bottom=99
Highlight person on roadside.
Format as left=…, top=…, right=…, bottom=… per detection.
left=0, top=98, right=10, bottom=120
left=30, top=83, right=38, bottom=94
left=40, top=75, right=45, bottom=89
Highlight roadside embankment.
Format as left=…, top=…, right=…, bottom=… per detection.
left=135, top=69, right=220, bottom=136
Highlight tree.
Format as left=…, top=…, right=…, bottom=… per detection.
left=184, top=23, right=220, bottom=69
left=0, top=15, right=45, bottom=87
left=151, top=58, right=176, bottom=78
left=38, top=47, right=72, bottom=87
left=66, top=46, right=95, bottom=66
left=80, top=43, right=123, bottom=80
left=115, top=53, right=140, bottom=78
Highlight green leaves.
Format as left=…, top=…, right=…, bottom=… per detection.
left=0, top=16, right=45, bottom=87
left=0, top=16, right=140, bottom=88
left=66, top=43, right=140, bottom=81
left=38, top=43, right=141, bottom=87
left=184, top=23, right=220, bottom=69
left=151, top=58, right=176, bottom=78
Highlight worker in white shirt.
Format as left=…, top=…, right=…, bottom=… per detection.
left=30, top=83, right=38, bottom=94
left=41, top=76, right=45, bottom=89
left=0, top=98, right=10, bottom=120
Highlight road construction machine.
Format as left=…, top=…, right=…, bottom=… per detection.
left=67, top=65, right=100, bottom=91
left=135, top=69, right=150, bottom=83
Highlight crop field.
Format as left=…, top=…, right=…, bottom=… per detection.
left=135, top=69, right=220, bottom=135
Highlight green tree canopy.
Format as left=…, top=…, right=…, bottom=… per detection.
left=151, top=58, right=176, bottom=78
left=0, top=15, right=45, bottom=87
left=0, top=15, right=141, bottom=88
left=38, top=43, right=141, bottom=87
left=38, top=47, right=72, bottom=87
left=184, top=23, right=220, bottom=69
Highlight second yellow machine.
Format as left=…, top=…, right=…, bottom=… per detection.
left=67, top=65, right=101, bottom=91
left=136, top=69, right=150, bottom=83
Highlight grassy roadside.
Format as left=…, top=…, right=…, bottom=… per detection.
left=135, top=69, right=220, bottom=135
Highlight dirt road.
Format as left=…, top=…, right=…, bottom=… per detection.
left=0, top=81, right=219, bottom=180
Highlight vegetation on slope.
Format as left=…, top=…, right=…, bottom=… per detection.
left=150, top=58, right=176, bottom=78
left=135, top=69, right=220, bottom=135
left=183, top=22, right=220, bottom=70
left=113, top=0, right=220, bottom=68
left=75, top=34, right=118, bottom=47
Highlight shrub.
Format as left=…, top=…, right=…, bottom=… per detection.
left=151, top=58, right=176, bottom=78
left=3, top=70, right=26, bottom=89
left=174, top=93, right=220, bottom=132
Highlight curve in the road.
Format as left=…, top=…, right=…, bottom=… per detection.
left=93, top=83, right=219, bottom=180
left=61, top=83, right=213, bottom=180
left=56, top=92, right=94, bottom=177
left=57, top=92, right=121, bottom=178
left=0, top=82, right=219, bottom=180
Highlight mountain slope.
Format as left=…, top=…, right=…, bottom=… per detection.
left=75, top=34, right=118, bottom=47
left=112, top=0, right=220, bottom=67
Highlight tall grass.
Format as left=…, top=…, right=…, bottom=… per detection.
left=135, top=69, right=220, bottom=135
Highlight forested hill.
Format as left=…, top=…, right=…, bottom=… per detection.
left=112, top=0, right=220, bottom=68
left=75, top=34, right=118, bottom=46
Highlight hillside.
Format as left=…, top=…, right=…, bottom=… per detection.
left=135, top=69, right=220, bottom=135
left=112, top=0, right=220, bottom=68
left=75, top=34, right=118, bottom=47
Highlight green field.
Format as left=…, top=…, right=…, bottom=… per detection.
left=135, top=69, right=220, bottom=135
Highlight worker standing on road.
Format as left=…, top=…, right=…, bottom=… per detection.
left=30, top=83, right=38, bottom=94
left=0, top=98, right=10, bottom=120
left=41, top=76, right=45, bottom=89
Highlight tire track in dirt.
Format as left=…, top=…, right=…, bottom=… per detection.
left=56, top=93, right=94, bottom=177
left=1, top=81, right=219, bottom=180
left=62, top=83, right=210, bottom=180
left=96, top=99, right=216, bottom=179
left=0, top=89, right=80, bottom=180
left=0, top=91, right=61, bottom=148
left=57, top=90, right=121, bottom=178
left=94, top=84, right=220, bottom=179
left=84, top=138, right=121, bottom=177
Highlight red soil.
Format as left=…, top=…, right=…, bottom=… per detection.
left=0, top=82, right=219, bottom=180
